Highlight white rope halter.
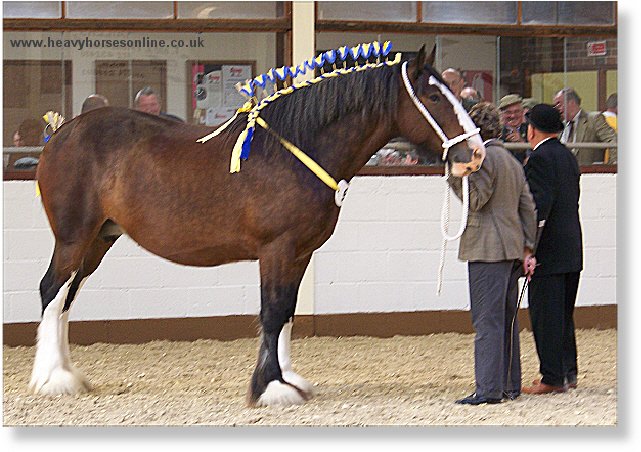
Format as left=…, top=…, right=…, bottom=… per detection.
left=400, top=61, right=481, bottom=295
left=400, top=61, right=481, bottom=161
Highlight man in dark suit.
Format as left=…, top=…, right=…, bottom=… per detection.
left=521, top=104, right=584, bottom=395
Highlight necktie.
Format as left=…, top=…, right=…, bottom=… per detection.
left=563, top=120, right=574, bottom=143
left=568, top=120, right=575, bottom=143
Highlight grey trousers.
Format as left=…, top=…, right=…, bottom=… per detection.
left=468, top=260, right=522, bottom=399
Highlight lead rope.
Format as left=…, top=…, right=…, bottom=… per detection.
left=437, top=164, right=469, bottom=295
left=399, top=62, right=477, bottom=296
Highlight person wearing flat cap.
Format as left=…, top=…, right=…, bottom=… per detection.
left=499, top=94, right=528, bottom=163
left=521, top=103, right=584, bottom=395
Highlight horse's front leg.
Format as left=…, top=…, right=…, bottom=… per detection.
left=249, top=243, right=314, bottom=407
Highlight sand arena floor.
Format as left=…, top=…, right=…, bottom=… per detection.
left=3, top=328, right=616, bottom=426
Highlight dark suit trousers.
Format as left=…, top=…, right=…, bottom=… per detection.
left=528, top=272, right=581, bottom=387
left=468, top=261, right=522, bottom=399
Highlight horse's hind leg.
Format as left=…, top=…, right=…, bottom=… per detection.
left=249, top=244, right=314, bottom=407
left=30, top=235, right=116, bottom=395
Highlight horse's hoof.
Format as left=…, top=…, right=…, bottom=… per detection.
left=256, top=380, right=308, bottom=407
left=29, top=367, right=91, bottom=396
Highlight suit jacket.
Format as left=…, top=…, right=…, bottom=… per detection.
left=567, top=109, right=617, bottom=165
left=448, top=140, right=537, bottom=263
left=603, top=112, right=617, bottom=164
left=524, top=138, right=583, bottom=276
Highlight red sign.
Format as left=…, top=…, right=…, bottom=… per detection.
left=587, top=41, right=607, bottom=57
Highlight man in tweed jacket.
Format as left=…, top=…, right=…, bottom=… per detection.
left=448, top=102, right=537, bottom=405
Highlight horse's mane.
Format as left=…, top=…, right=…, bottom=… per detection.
left=258, top=63, right=400, bottom=150
left=213, top=42, right=403, bottom=161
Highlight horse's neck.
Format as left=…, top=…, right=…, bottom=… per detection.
left=315, top=116, right=395, bottom=181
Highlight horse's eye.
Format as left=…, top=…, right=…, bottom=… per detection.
left=428, top=94, right=440, bottom=103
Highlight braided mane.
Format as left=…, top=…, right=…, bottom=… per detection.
left=259, top=62, right=400, bottom=152
left=198, top=41, right=405, bottom=172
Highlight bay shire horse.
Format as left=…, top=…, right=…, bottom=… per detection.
left=31, top=46, right=485, bottom=407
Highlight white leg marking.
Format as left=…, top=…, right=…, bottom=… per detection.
left=277, top=321, right=315, bottom=396
left=277, top=321, right=293, bottom=372
left=29, top=272, right=90, bottom=395
left=256, top=380, right=307, bottom=407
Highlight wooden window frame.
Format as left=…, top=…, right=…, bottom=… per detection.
left=4, top=2, right=617, bottom=180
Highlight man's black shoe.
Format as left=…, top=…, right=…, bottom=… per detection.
left=502, top=391, right=520, bottom=400
left=455, top=393, right=502, bottom=405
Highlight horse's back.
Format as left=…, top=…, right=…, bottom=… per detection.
left=41, top=107, right=204, bottom=160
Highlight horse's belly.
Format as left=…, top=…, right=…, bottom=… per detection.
left=162, top=244, right=257, bottom=267
left=125, top=231, right=257, bottom=268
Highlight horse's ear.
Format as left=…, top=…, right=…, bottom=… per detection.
left=426, top=45, right=436, bottom=68
left=408, top=45, right=427, bottom=79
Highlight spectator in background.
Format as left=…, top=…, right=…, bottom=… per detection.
left=499, top=94, right=528, bottom=164
left=13, top=129, right=22, bottom=146
left=602, top=93, right=617, bottom=130
left=441, top=68, right=465, bottom=101
left=81, top=94, right=109, bottom=114
left=460, top=86, right=481, bottom=112
left=553, top=87, right=616, bottom=164
left=602, top=93, right=617, bottom=164
left=449, top=102, right=537, bottom=406
left=521, top=104, right=583, bottom=395
left=14, top=118, right=43, bottom=146
left=134, top=86, right=184, bottom=123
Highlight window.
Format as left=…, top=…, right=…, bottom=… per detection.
left=2, top=1, right=61, bottom=18
left=65, top=1, right=174, bottom=19
left=3, top=59, right=72, bottom=145
left=317, top=1, right=417, bottom=22
left=177, top=1, right=284, bottom=19
left=95, top=60, right=168, bottom=110
left=422, top=1, right=517, bottom=24
left=522, top=1, right=616, bottom=25
left=316, top=29, right=617, bottom=167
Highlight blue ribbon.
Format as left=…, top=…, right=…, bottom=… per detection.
left=241, top=126, right=254, bottom=159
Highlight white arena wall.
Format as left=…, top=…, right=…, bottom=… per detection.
left=3, top=173, right=616, bottom=326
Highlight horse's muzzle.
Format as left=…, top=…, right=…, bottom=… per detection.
left=450, top=147, right=486, bottom=177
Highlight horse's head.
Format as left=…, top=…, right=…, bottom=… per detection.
left=396, top=46, right=486, bottom=177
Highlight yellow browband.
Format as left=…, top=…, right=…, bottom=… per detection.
left=255, top=117, right=339, bottom=192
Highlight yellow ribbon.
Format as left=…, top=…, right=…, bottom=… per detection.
left=255, top=117, right=339, bottom=191
left=198, top=51, right=404, bottom=174
left=196, top=100, right=255, bottom=145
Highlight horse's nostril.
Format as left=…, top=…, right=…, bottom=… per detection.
left=466, top=166, right=472, bottom=172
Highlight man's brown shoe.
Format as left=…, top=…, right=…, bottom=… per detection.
left=522, top=382, right=567, bottom=394
left=532, top=378, right=577, bottom=389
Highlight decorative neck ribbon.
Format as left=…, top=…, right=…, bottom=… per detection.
left=196, top=41, right=398, bottom=207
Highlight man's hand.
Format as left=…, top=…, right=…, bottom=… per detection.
left=523, top=253, right=537, bottom=281
left=506, top=130, right=524, bottom=143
